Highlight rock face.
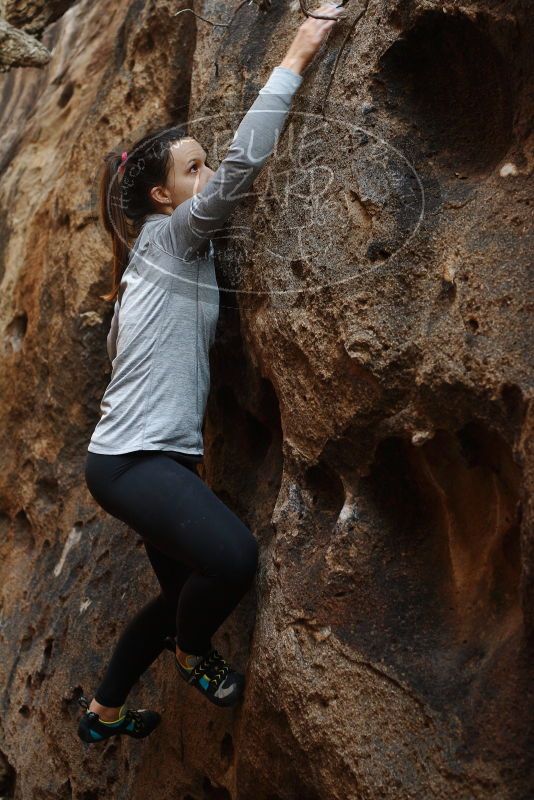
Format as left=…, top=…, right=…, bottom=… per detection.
left=0, top=18, right=51, bottom=72
left=0, top=1, right=76, bottom=71
left=0, top=1, right=532, bottom=798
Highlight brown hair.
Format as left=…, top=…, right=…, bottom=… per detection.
left=98, top=124, right=187, bottom=303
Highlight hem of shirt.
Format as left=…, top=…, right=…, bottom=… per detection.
left=87, top=444, right=204, bottom=458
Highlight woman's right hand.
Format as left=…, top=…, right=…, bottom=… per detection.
left=279, top=3, right=348, bottom=75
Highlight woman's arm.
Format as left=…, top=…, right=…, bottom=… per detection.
left=164, top=65, right=303, bottom=260
left=159, top=2, right=346, bottom=261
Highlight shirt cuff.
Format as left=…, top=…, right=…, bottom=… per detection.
left=259, top=65, right=304, bottom=96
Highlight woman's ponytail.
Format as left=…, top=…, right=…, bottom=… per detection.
left=98, top=151, right=132, bottom=303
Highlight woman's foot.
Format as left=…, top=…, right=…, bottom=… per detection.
left=77, top=695, right=161, bottom=744
left=172, top=640, right=245, bottom=708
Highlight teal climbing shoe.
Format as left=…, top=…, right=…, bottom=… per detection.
left=172, top=638, right=245, bottom=708
left=76, top=695, right=161, bottom=744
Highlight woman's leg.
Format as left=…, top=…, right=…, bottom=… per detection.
left=92, top=538, right=195, bottom=707
left=140, top=458, right=258, bottom=654
left=84, top=450, right=258, bottom=705
left=86, top=453, right=193, bottom=708
left=93, top=591, right=176, bottom=708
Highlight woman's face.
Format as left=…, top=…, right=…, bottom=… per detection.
left=150, top=137, right=215, bottom=213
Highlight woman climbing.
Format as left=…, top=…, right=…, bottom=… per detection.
left=78, top=2, right=347, bottom=744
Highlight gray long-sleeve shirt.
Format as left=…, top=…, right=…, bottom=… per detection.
left=88, top=65, right=303, bottom=459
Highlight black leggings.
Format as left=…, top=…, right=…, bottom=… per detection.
left=84, top=449, right=259, bottom=707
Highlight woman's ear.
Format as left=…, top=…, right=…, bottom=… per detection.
left=149, top=184, right=171, bottom=207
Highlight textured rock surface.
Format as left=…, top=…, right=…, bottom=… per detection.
left=0, top=18, right=51, bottom=72
left=0, top=0, right=77, bottom=71
left=2, top=0, right=75, bottom=37
left=0, top=1, right=532, bottom=798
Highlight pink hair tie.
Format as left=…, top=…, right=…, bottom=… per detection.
left=118, top=150, right=128, bottom=174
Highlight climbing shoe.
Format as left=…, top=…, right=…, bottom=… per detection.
left=76, top=695, right=161, bottom=743
left=172, top=640, right=245, bottom=708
